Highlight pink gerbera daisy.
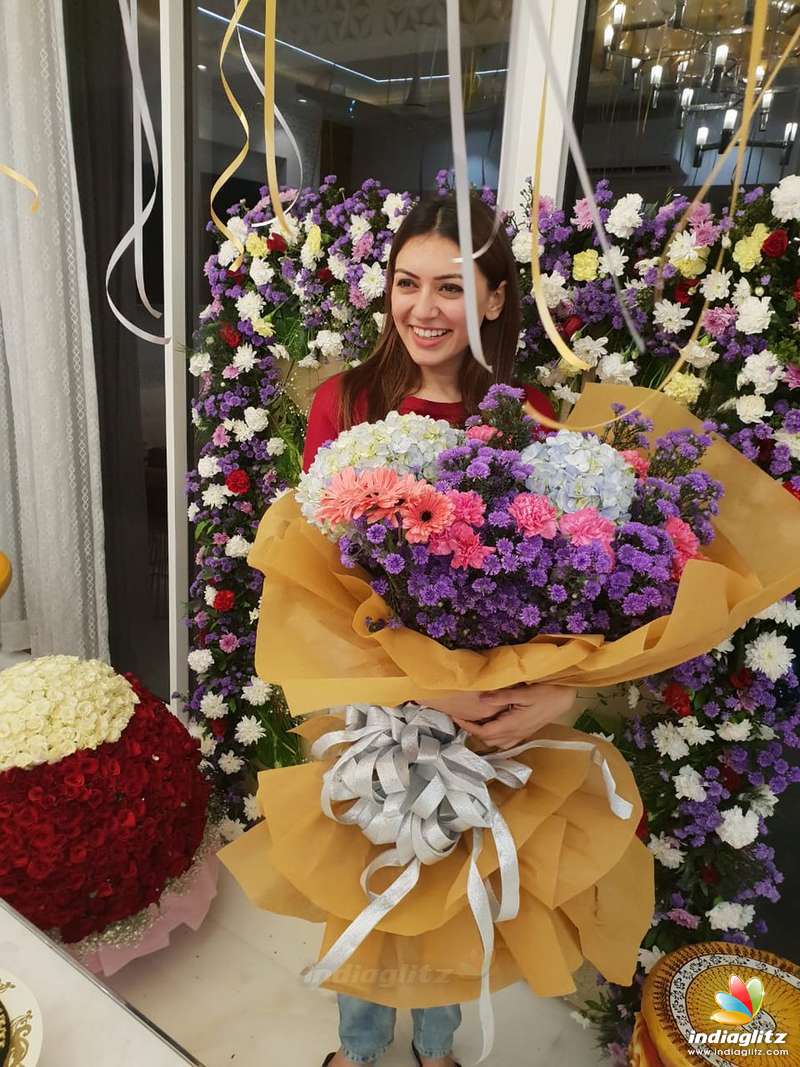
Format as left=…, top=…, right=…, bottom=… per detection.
left=316, top=467, right=369, bottom=527
left=399, top=484, right=454, bottom=543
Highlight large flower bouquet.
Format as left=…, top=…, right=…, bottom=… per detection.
left=299, top=385, right=721, bottom=650
left=0, top=657, right=215, bottom=972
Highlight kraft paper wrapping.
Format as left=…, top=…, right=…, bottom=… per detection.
left=247, top=385, right=800, bottom=715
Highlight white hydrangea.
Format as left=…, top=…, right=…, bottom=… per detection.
left=359, top=263, right=386, bottom=301
left=242, top=676, right=273, bottom=705
left=737, top=350, right=784, bottom=396
left=219, top=750, right=245, bottom=775
left=736, top=295, right=773, bottom=335
left=312, top=329, right=344, bottom=361
left=637, top=946, right=665, bottom=974
left=756, top=597, right=800, bottom=628
left=606, top=192, right=643, bottom=239
left=700, top=268, right=732, bottom=302
left=249, top=258, right=274, bottom=287
left=200, top=691, right=228, bottom=720
left=718, top=719, right=752, bottom=742
left=187, top=649, right=214, bottom=674
left=189, top=352, right=212, bottom=377
left=706, top=901, right=755, bottom=932
left=648, top=832, right=686, bottom=869
left=197, top=455, right=220, bottom=479
left=673, top=765, right=707, bottom=802
left=750, top=785, right=778, bottom=819
left=744, top=630, right=794, bottom=681
left=224, top=535, right=252, bottom=559
left=652, top=721, right=690, bottom=761
left=680, top=339, right=719, bottom=369
left=298, top=411, right=464, bottom=533
left=235, top=715, right=268, bottom=745
left=0, top=656, right=139, bottom=772
left=653, top=299, right=692, bottom=334
left=716, top=805, right=760, bottom=849
left=736, top=394, right=769, bottom=424
left=770, top=174, right=800, bottom=222
left=680, top=716, right=715, bottom=747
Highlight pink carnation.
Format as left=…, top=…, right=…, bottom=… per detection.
left=219, top=633, right=239, bottom=653
left=213, top=533, right=229, bottom=546
left=571, top=197, right=594, bottom=231
left=664, top=516, right=701, bottom=577
left=429, top=522, right=495, bottom=570
left=666, top=908, right=701, bottom=930
left=620, top=449, right=650, bottom=478
left=222, top=365, right=241, bottom=379
left=559, top=508, right=615, bottom=557
left=466, top=424, right=498, bottom=443
left=212, top=425, right=230, bottom=447
left=702, top=305, right=737, bottom=340
left=785, top=364, right=800, bottom=389
left=507, top=493, right=558, bottom=539
left=446, top=490, right=486, bottom=527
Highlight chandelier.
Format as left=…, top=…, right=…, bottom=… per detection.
left=599, top=1, right=800, bottom=169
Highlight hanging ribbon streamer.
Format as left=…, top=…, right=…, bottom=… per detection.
left=261, top=0, right=294, bottom=241
left=106, top=0, right=169, bottom=345
left=301, top=703, right=632, bottom=1065
left=0, top=165, right=40, bottom=213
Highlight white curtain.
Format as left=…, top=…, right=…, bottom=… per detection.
left=0, top=0, right=109, bottom=660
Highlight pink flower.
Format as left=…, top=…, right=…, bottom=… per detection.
left=429, top=522, right=496, bottom=570
left=316, top=468, right=417, bottom=528
left=692, top=220, right=719, bottom=247
left=213, top=533, right=229, bottom=546
left=664, top=516, right=702, bottom=577
left=571, top=197, right=594, bottom=230
left=212, top=425, right=230, bottom=447
left=348, top=283, right=368, bottom=310
left=508, top=493, right=558, bottom=539
left=620, top=449, right=650, bottom=478
left=222, top=365, right=241, bottom=379
left=239, top=501, right=253, bottom=513
left=219, top=633, right=239, bottom=654
left=702, top=305, right=737, bottom=340
left=666, top=908, right=700, bottom=930
left=688, top=201, right=712, bottom=226
left=785, top=364, right=800, bottom=389
left=446, top=490, right=485, bottom=527
left=399, top=484, right=454, bottom=543
left=316, top=467, right=368, bottom=526
left=351, top=232, right=374, bottom=262
left=559, top=508, right=615, bottom=557
left=466, top=424, right=498, bottom=443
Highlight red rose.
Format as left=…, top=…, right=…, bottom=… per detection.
left=316, top=267, right=333, bottom=283
left=635, top=810, right=649, bottom=842
left=762, top=228, right=789, bottom=258
left=784, top=481, right=800, bottom=502
left=213, top=589, right=235, bottom=612
left=674, top=278, right=698, bottom=306
left=268, top=233, right=287, bottom=252
left=700, top=863, right=720, bottom=886
left=219, top=323, right=241, bottom=348
left=719, top=763, right=744, bottom=793
left=226, top=469, right=250, bottom=495
left=561, top=315, right=583, bottom=339
left=729, top=667, right=753, bottom=690
left=663, top=682, right=692, bottom=717
left=225, top=268, right=247, bottom=284
left=209, top=719, right=227, bottom=739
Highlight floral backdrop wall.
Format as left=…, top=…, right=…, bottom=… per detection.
left=184, top=170, right=800, bottom=1062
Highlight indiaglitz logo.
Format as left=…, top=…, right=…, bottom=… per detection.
left=711, top=975, right=766, bottom=1026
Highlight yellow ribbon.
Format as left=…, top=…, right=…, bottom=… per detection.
left=0, top=165, right=40, bottom=213
left=528, top=0, right=790, bottom=432
left=262, top=0, right=293, bottom=241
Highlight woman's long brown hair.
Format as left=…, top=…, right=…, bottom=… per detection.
left=337, top=193, right=522, bottom=430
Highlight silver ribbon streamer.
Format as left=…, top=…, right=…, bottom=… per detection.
left=302, top=703, right=633, bottom=1065
left=107, top=0, right=169, bottom=346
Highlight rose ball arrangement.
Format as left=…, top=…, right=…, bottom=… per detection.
left=0, top=656, right=213, bottom=960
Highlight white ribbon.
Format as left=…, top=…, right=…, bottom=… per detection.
left=303, top=703, right=632, bottom=1064
left=107, top=0, right=169, bottom=346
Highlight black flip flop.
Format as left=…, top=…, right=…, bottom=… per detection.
left=411, top=1043, right=462, bottom=1067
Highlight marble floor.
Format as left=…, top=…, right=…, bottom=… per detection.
left=106, top=866, right=611, bottom=1067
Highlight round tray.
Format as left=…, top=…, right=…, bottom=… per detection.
left=0, top=969, right=43, bottom=1067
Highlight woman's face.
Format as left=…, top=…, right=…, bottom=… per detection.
left=390, top=233, right=506, bottom=374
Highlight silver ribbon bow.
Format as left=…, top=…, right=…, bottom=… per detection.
left=302, top=703, right=633, bottom=1064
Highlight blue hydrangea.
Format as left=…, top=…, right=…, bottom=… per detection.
left=519, top=430, right=636, bottom=522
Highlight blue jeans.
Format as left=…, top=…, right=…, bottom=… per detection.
left=337, top=994, right=461, bottom=1063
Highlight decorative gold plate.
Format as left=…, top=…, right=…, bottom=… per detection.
left=0, top=972, right=42, bottom=1067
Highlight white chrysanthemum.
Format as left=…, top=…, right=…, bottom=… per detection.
left=236, top=291, right=265, bottom=323
left=652, top=722, right=690, bottom=761
left=715, top=805, right=760, bottom=849
left=700, top=268, right=732, bottom=302
left=188, top=649, right=214, bottom=674
left=541, top=270, right=569, bottom=308
left=348, top=214, right=371, bottom=243
left=673, top=765, right=707, bottom=802
left=606, top=192, right=643, bottom=239
left=637, top=946, right=665, bottom=974
left=706, top=901, right=755, bottom=932
left=750, top=785, right=778, bottom=819
left=233, top=343, right=258, bottom=372
left=383, top=192, right=407, bottom=232
left=679, top=716, right=715, bottom=747
left=219, top=817, right=246, bottom=842
left=219, top=750, right=245, bottom=775
left=756, top=597, right=800, bottom=628
left=597, top=352, right=637, bottom=385
left=269, top=343, right=291, bottom=361
left=359, top=262, right=386, bottom=300
left=572, top=335, right=608, bottom=368
left=312, top=329, right=344, bottom=361
left=243, top=792, right=262, bottom=822
left=680, top=339, right=719, bottom=369
left=328, top=252, right=348, bottom=280
left=736, top=295, right=773, bottom=335
left=744, top=630, right=794, bottom=681
left=200, top=691, right=228, bottom=720
left=653, top=299, right=692, bottom=334
left=298, top=411, right=464, bottom=535
left=187, top=502, right=199, bottom=521
left=197, top=455, right=220, bottom=479
left=737, top=350, right=784, bottom=396
left=249, top=258, right=274, bottom=287
left=717, top=719, right=752, bottom=742
left=235, top=715, right=268, bottom=745
left=198, top=733, right=217, bottom=757
left=667, top=230, right=701, bottom=266
left=189, top=352, right=212, bottom=377
left=735, top=394, right=769, bottom=424
left=243, top=406, right=269, bottom=433
left=598, top=245, right=629, bottom=278
left=770, top=174, right=800, bottom=222
left=648, top=832, right=686, bottom=869
left=242, top=676, right=273, bottom=705
left=0, top=656, right=139, bottom=772
left=201, top=484, right=233, bottom=510
left=224, top=535, right=252, bottom=559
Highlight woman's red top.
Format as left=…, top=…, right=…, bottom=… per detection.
left=302, top=373, right=556, bottom=472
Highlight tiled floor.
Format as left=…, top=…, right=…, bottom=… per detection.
left=106, top=866, right=610, bottom=1067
